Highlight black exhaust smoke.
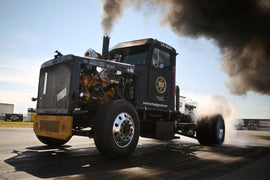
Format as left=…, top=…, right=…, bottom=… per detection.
left=102, top=36, right=110, bottom=60
left=100, top=0, right=270, bottom=95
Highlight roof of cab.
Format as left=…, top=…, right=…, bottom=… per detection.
left=110, top=38, right=177, bottom=54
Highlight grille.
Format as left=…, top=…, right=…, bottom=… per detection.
left=37, top=61, right=73, bottom=114
left=40, top=120, right=60, bottom=133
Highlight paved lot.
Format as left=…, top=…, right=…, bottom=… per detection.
left=1, top=128, right=270, bottom=180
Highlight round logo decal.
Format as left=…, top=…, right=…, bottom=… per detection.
left=156, top=76, right=167, bottom=94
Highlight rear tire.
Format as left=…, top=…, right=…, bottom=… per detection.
left=196, top=114, right=225, bottom=146
left=36, top=135, right=71, bottom=147
left=94, top=99, right=140, bottom=159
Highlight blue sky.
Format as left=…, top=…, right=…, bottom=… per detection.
left=0, top=0, right=269, bottom=119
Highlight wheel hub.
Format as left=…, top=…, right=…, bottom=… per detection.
left=112, top=113, right=135, bottom=148
left=217, top=120, right=224, bottom=140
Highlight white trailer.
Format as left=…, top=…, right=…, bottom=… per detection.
left=0, top=103, right=14, bottom=119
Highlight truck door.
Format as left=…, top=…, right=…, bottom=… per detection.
left=147, top=47, right=174, bottom=110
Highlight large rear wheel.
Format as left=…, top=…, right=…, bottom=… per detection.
left=93, top=99, right=140, bottom=159
left=196, top=114, right=225, bottom=146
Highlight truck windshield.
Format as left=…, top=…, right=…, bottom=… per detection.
left=109, top=45, right=149, bottom=65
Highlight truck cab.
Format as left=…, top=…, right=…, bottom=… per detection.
left=107, top=38, right=178, bottom=140
left=109, top=38, right=177, bottom=111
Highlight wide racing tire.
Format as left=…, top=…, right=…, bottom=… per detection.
left=93, top=99, right=140, bottom=159
left=36, top=135, right=71, bottom=147
left=196, top=114, right=225, bottom=146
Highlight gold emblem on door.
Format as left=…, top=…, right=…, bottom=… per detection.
left=156, top=76, right=167, bottom=94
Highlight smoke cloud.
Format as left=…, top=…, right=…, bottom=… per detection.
left=100, top=0, right=270, bottom=95
left=101, top=0, right=125, bottom=36
left=184, top=93, right=238, bottom=144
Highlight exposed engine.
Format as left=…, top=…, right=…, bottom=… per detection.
left=76, top=64, right=135, bottom=104
left=72, top=62, right=135, bottom=129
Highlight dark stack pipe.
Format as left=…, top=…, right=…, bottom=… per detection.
left=176, top=86, right=180, bottom=111
left=102, top=36, right=110, bottom=60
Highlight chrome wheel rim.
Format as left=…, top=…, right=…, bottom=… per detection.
left=112, top=112, right=135, bottom=148
left=217, top=120, right=224, bottom=140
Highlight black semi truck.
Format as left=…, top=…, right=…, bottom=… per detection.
left=33, top=37, right=225, bottom=159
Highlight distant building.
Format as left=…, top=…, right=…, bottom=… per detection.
left=242, top=119, right=270, bottom=127
left=0, top=103, right=14, bottom=119
left=237, top=118, right=270, bottom=131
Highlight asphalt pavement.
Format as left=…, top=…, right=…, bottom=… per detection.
left=1, top=128, right=270, bottom=180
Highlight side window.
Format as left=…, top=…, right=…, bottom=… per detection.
left=152, top=48, right=171, bottom=68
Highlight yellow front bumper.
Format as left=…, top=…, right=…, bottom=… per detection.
left=34, top=115, right=73, bottom=140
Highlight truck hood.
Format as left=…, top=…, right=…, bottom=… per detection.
left=41, top=54, right=137, bottom=75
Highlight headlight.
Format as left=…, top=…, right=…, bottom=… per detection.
left=128, top=68, right=134, bottom=73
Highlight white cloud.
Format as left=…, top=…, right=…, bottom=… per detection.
left=259, top=106, right=270, bottom=118
left=0, top=90, right=36, bottom=114
left=15, top=29, right=40, bottom=43
left=0, top=57, right=42, bottom=87
left=0, top=57, right=43, bottom=114
left=261, top=106, right=270, bottom=110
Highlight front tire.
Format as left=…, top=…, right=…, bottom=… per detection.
left=93, top=99, right=140, bottom=159
left=36, top=135, right=71, bottom=147
left=196, top=114, right=225, bottom=146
